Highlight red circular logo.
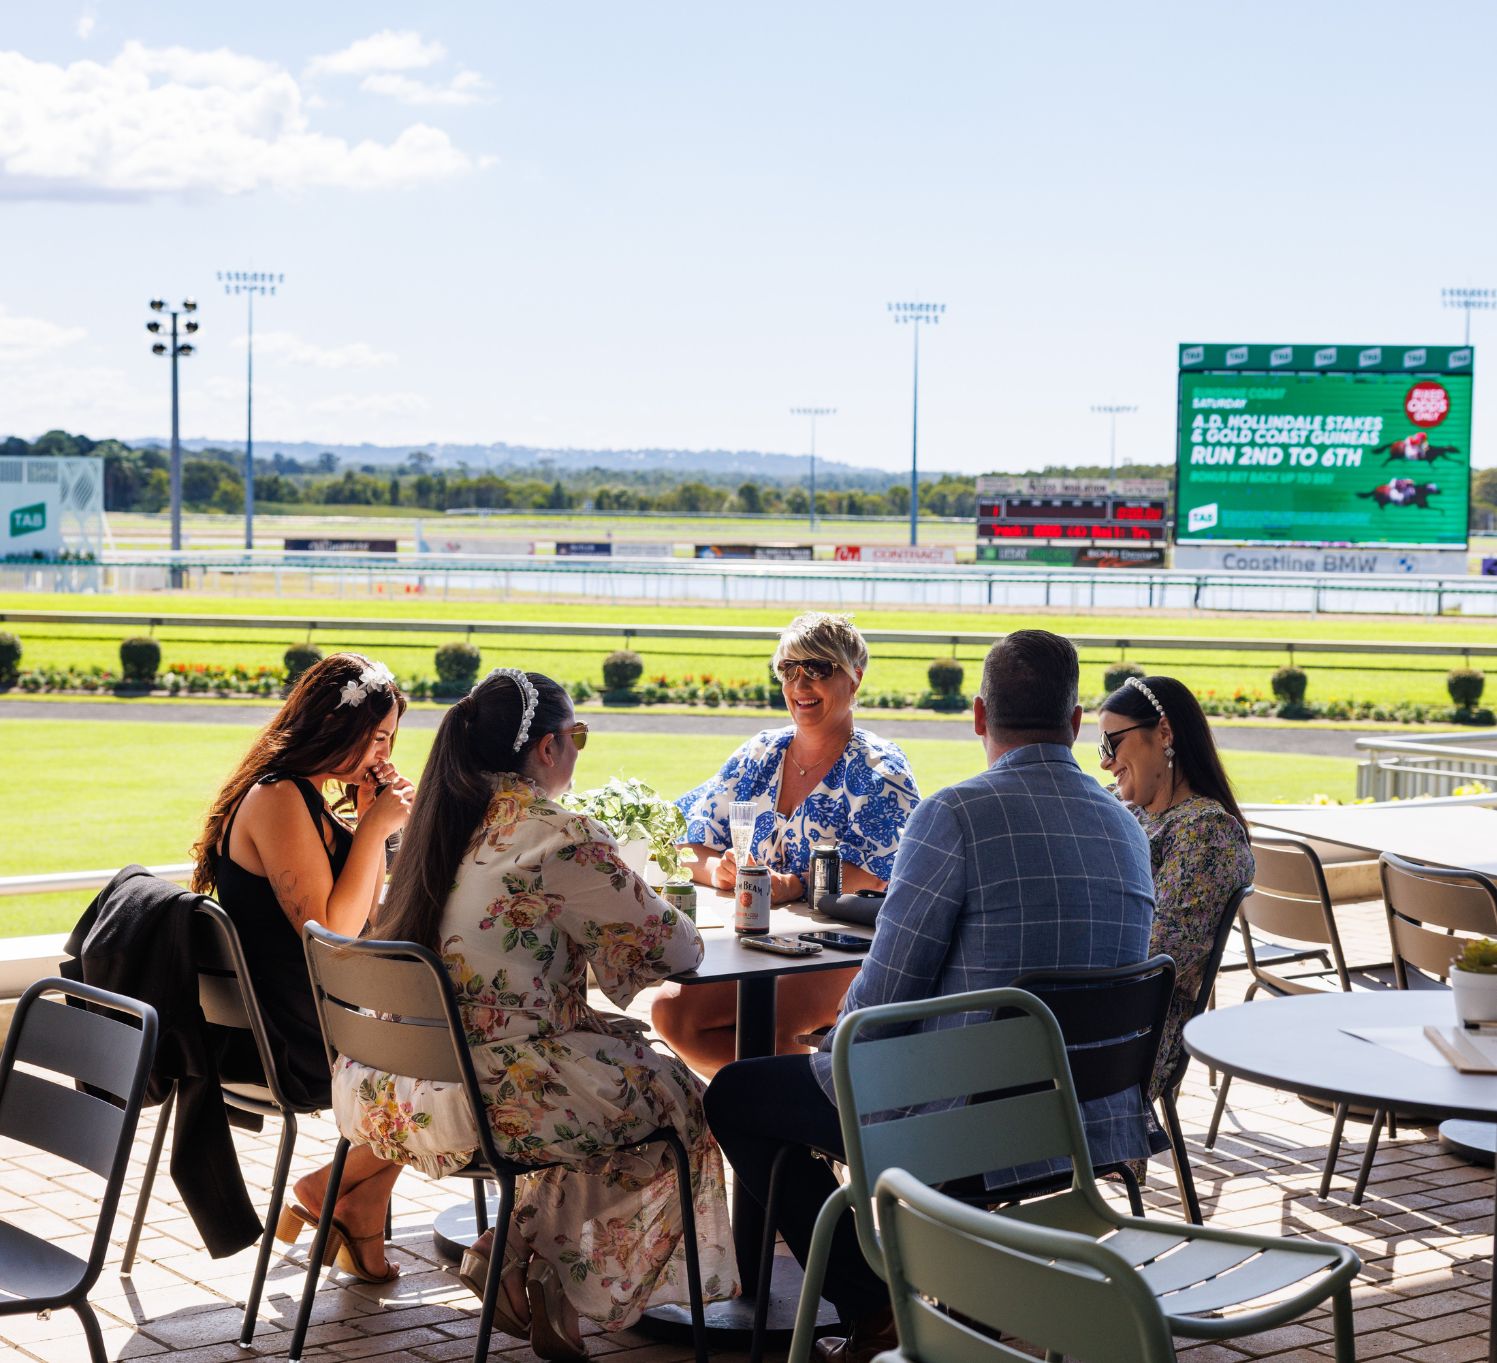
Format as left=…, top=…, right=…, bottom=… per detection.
left=1405, top=380, right=1451, bottom=428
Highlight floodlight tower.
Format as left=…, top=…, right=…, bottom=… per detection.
left=1091, top=403, right=1138, bottom=475
left=146, top=297, right=199, bottom=582
left=887, top=302, right=945, bottom=546
left=219, top=271, right=284, bottom=548
left=1441, top=287, right=1497, bottom=345
left=790, top=406, right=836, bottom=531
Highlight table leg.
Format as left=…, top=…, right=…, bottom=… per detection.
left=732, top=974, right=777, bottom=1293
left=1490, top=1165, right=1496, bottom=1363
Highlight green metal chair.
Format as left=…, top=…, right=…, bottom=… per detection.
left=873, top=1167, right=1178, bottom=1363
left=786, top=985, right=1359, bottom=1363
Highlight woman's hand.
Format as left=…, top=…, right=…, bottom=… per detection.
left=770, top=871, right=806, bottom=904
left=355, top=762, right=414, bottom=839
left=711, top=849, right=738, bottom=890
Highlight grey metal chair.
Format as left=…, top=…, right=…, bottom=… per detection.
left=287, top=922, right=708, bottom=1363
left=873, top=1167, right=1179, bottom=1363
left=0, top=978, right=157, bottom=1363
left=121, top=897, right=323, bottom=1345
left=1339, top=854, right=1497, bottom=1203
left=784, top=985, right=1359, bottom=1363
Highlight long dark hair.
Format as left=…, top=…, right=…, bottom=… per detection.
left=192, top=653, right=406, bottom=894
left=1099, top=674, right=1246, bottom=829
left=379, top=670, right=572, bottom=951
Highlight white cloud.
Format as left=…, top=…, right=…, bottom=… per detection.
left=0, top=41, right=480, bottom=197
left=0, top=306, right=87, bottom=361
left=75, top=12, right=96, bottom=39
left=361, top=68, right=489, bottom=107
left=307, top=30, right=444, bottom=77
left=240, top=330, right=397, bottom=370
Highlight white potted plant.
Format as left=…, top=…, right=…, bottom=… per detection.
left=564, top=777, right=689, bottom=887
left=1451, top=939, right=1497, bottom=1025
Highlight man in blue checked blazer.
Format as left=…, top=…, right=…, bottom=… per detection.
left=705, top=629, right=1155, bottom=1363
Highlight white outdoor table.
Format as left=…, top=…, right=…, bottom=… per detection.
left=1186, top=992, right=1497, bottom=1362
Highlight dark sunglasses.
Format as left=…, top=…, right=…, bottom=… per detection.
left=776, top=658, right=839, bottom=683
left=1097, top=720, right=1157, bottom=765
left=567, top=722, right=589, bottom=751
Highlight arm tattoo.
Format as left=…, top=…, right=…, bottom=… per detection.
left=270, top=868, right=312, bottom=930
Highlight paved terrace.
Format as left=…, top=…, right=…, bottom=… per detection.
left=3, top=900, right=1494, bottom=1363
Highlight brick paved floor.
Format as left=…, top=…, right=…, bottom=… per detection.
left=4, top=899, right=1495, bottom=1361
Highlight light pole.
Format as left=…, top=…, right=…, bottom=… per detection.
left=1091, top=403, right=1138, bottom=475
left=1441, top=287, right=1497, bottom=345
left=789, top=406, right=836, bottom=532
left=887, top=301, right=945, bottom=546
left=147, top=297, right=199, bottom=584
left=219, top=271, right=284, bottom=549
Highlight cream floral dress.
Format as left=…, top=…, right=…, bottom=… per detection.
left=331, top=774, right=738, bottom=1328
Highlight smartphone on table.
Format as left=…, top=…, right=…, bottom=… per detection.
left=740, top=934, right=823, bottom=957
left=798, top=931, right=871, bottom=953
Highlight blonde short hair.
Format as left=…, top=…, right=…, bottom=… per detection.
left=772, top=612, right=868, bottom=680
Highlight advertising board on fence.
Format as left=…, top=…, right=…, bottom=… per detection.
left=284, top=537, right=398, bottom=553
left=695, top=544, right=813, bottom=560
left=1172, top=544, right=1469, bottom=577
left=1176, top=343, right=1473, bottom=548
left=0, top=481, right=60, bottom=554
left=833, top=544, right=957, bottom=565
left=976, top=544, right=1166, bottom=568
left=554, top=541, right=613, bottom=557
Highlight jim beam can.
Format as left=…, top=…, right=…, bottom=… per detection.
left=663, top=881, right=697, bottom=922
left=810, top=842, right=841, bottom=908
left=734, top=864, right=772, bottom=935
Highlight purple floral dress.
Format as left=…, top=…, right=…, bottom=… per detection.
left=1130, top=796, right=1255, bottom=1099
left=331, top=774, right=737, bottom=1328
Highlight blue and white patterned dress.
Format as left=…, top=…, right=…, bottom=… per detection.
left=675, top=727, right=920, bottom=880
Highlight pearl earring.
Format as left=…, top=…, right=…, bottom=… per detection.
left=1165, top=744, right=1175, bottom=770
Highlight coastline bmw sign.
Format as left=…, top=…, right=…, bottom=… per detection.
left=1176, top=343, right=1472, bottom=575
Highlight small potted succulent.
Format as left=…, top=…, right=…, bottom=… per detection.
left=1451, top=938, right=1497, bottom=1025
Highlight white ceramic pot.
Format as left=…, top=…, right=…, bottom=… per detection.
left=616, top=838, right=666, bottom=885
left=1450, top=966, right=1497, bottom=1025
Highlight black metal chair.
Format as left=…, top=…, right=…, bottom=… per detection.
left=288, top=923, right=708, bottom=1363
left=121, top=898, right=325, bottom=1345
left=0, top=978, right=157, bottom=1363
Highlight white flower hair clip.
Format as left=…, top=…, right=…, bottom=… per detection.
left=1124, top=675, right=1166, bottom=719
left=336, top=660, right=397, bottom=709
left=482, top=667, right=539, bottom=751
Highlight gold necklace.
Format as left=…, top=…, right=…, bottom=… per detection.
left=786, top=742, right=810, bottom=778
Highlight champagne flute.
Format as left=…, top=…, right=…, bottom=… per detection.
left=729, top=801, right=756, bottom=866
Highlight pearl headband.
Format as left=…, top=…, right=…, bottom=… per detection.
left=335, top=660, right=396, bottom=709
left=1125, top=675, right=1166, bottom=719
left=481, top=668, right=539, bottom=751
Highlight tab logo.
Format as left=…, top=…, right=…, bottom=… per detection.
left=1451, top=347, right=1473, bottom=368
left=1181, top=345, right=1204, bottom=366
left=1186, top=503, right=1219, bottom=533
left=1270, top=346, right=1293, bottom=366
left=8, top=502, right=44, bottom=537
left=1314, top=347, right=1337, bottom=367
left=1403, top=348, right=1427, bottom=368
left=1359, top=347, right=1382, bottom=367
left=1225, top=346, right=1248, bottom=366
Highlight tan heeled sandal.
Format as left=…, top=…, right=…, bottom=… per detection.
left=272, top=1202, right=398, bottom=1284
left=526, top=1259, right=587, bottom=1362
left=456, top=1231, right=531, bottom=1338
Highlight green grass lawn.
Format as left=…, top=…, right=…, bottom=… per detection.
left=1, top=591, right=1486, bottom=707
left=0, top=716, right=1356, bottom=937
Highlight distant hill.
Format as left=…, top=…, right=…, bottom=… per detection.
left=126, top=437, right=927, bottom=489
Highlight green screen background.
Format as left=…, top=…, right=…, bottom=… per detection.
left=1176, top=371, right=1471, bottom=546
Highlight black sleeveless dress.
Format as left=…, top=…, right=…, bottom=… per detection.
left=213, top=774, right=352, bottom=1108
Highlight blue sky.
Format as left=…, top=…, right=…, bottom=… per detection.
left=3, top=3, right=1495, bottom=474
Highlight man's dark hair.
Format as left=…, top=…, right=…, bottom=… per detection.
left=979, top=630, right=1079, bottom=740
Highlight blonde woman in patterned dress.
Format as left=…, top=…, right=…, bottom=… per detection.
left=1096, top=674, right=1255, bottom=1100
left=331, top=669, right=737, bottom=1360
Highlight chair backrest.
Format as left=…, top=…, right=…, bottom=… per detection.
left=1239, top=836, right=1350, bottom=993
left=0, top=978, right=157, bottom=1300
left=191, top=898, right=305, bottom=1112
left=875, top=1168, right=1176, bottom=1363
left=301, top=922, right=510, bottom=1173
left=1158, top=883, right=1252, bottom=1095
left=1010, top=956, right=1175, bottom=1106
left=830, top=986, right=1107, bottom=1281
left=1382, top=852, right=1497, bottom=988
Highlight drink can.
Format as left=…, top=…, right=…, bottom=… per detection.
left=663, top=881, right=697, bottom=922
left=734, top=864, right=771, bottom=935
left=810, top=842, right=841, bottom=907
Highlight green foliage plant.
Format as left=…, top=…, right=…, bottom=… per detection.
left=0, top=631, right=19, bottom=686
left=434, top=641, right=482, bottom=695
left=563, top=777, right=689, bottom=879
left=283, top=643, right=324, bottom=685
left=1103, top=661, right=1146, bottom=693
left=602, top=650, right=644, bottom=691
left=1455, top=938, right=1497, bottom=974
left=1271, top=665, right=1312, bottom=719
left=926, top=658, right=964, bottom=696
left=118, top=636, right=161, bottom=684
left=1448, top=668, right=1486, bottom=711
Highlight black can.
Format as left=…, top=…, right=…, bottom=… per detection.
left=810, top=842, right=841, bottom=908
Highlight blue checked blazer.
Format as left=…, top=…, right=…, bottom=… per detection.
left=810, top=742, right=1156, bottom=1184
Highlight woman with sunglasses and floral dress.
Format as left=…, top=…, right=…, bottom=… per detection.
left=1097, top=675, right=1254, bottom=1103
left=654, top=613, right=921, bottom=1075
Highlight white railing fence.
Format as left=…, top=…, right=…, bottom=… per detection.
left=1355, top=733, right=1497, bottom=801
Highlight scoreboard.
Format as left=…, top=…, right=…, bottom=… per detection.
left=975, top=478, right=1170, bottom=544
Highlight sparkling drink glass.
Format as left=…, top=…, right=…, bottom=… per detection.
left=729, top=802, right=756, bottom=865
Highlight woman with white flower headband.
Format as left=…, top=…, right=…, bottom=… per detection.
left=316, top=667, right=735, bottom=1359
left=191, top=651, right=413, bottom=1282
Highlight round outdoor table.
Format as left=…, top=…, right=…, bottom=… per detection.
left=1186, top=991, right=1497, bottom=1362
